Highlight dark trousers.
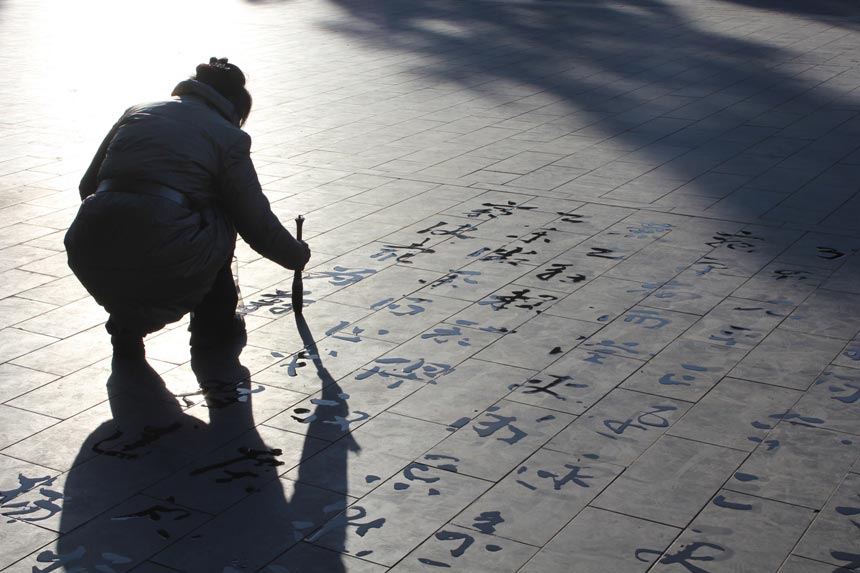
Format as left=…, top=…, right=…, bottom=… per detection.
left=189, top=258, right=239, bottom=333
left=106, top=257, right=238, bottom=339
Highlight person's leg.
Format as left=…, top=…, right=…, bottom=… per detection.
left=189, top=257, right=245, bottom=348
left=105, top=316, right=146, bottom=359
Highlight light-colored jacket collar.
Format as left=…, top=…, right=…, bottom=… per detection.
left=171, top=79, right=240, bottom=126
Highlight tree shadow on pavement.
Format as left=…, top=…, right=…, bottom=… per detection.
left=321, top=0, right=860, bottom=225
left=721, top=0, right=860, bottom=23
left=315, top=0, right=860, bottom=315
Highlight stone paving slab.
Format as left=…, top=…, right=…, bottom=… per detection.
left=2, top=0, right=860, bottom=571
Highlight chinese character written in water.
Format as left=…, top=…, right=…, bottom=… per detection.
left=815, top=370, right=860, bottom=404
left=509, top=375, right=586, bottom=401
left=356, top=357, right=454, bottom=389
left=659, top=364, right=713, bottom=386
left=189, top=447, right=284, bottom=483
left=556, top=211, right=586, bottom=224
left=472, top=407, right=556, bottom=445
left=1, top=485, right=63, bottom=524
left=417, top=530, right=503, bottom=568
left=423, top=454, right=461, bottom=472
left=626, top=282, right=663, bottom=296
left=518, top=230, right=552, bottom=244
left=325, top=321, right=365, bottom=343
left=289, top=394, right=371, bottom=433
left=586, top=247, right=624, bottom=260
left=1, top=474, right=56, bottom=506
left=835, top=494, right=860, bottom=528
left=535, top=263, right=586, bottom=284
left=831, top=551, right=860, bottom=570
left=453, top=319, right=509, bottom=334
left=110, top=504, right=193, bottom=541
left=371, top=296, right=432, bottom=316
left=708, top=325, right=760, bottom=346
left=623, top=308, right=671, bottom=329
left=427, top=270, right=481, bottom=290
left=417, top=221, right=479, bottom=239
left=516, top=463, right=594, bottom=491
left=706, top=230, right=763, bottom=252
left=32, top=547, right=134, bottom=573
left=583, top=339, right=641, bottom=358
left=473, top=511, right=504, bottom=534
left=478, top=289, right=558, bottom=311
left=773, top=269, right=811, bottom=281
left=371, top=238, right=436, bottom=264
left=275, top=348, right=318, bottom=377
left=242, top=288, right=315, bottom=315
left=421, top=326, right=472, bottom=347
left=464, top=201, right=537, bottom=219
left=636, top=542, right=726, bottom=572
left=474, top=414, right=528, bottom=445
left=598, top=405, right=677, bottom=440
left=392, top=463, right=444, bottom=495
left=91, top=421, right=184, bottom=457
left=471, top=246, right=538, bottom=266
left=616, top=222, right=673, bottom=239
left=112, top=504, right=192, bottom=524
left=306, top=267, right=376, bottom=287
left=817, top=246, right=847, bottom=260
left=691, top=256, right=729, bottom=276
left=750, top=411, right=824, bottom=432
left=307, top=505, right=385, bottom=557
left=650, top=281, right=703, bottom=303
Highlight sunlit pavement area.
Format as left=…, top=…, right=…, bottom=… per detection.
left=2, top=0, right=860, bottom=571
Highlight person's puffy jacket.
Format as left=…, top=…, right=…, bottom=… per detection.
left=79, top=78, right=307, bottom=271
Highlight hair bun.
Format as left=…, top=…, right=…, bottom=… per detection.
left=196, top=57, right=244, bottom=86
left=192, top=57, right=252, bottom=126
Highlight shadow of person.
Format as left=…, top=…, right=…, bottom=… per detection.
left=260, top=313, right=361, bottom=572
left=41, top=325, right=355, bottom=572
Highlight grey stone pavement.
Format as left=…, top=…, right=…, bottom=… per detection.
left=2, top=0, right=860, bottom=571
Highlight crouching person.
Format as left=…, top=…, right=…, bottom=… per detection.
left=65, top=58, right=309, bottom=359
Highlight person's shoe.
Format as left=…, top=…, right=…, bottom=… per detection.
left=189, top=314, right=246, bottom=349
left=111, top=334, right=145, bottom=360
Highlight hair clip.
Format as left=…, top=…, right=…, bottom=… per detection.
left=209, top=57, right=230, bottom=70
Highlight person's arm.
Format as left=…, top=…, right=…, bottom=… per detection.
left=79, top=114, right=125, bottom=200
left=219, top=132, right=310, bottom=270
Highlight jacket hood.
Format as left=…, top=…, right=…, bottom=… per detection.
left=171, top=79, right=240, bottom=126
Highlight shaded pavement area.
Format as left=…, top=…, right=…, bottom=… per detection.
left=1, top=0, right=860, bottom=571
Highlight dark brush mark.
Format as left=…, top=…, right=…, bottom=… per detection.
left=419, top=558, right=450, bottom=567
left=473, top=511, right=504, bottom=534
left=714, top=495, right=753, bottom=510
